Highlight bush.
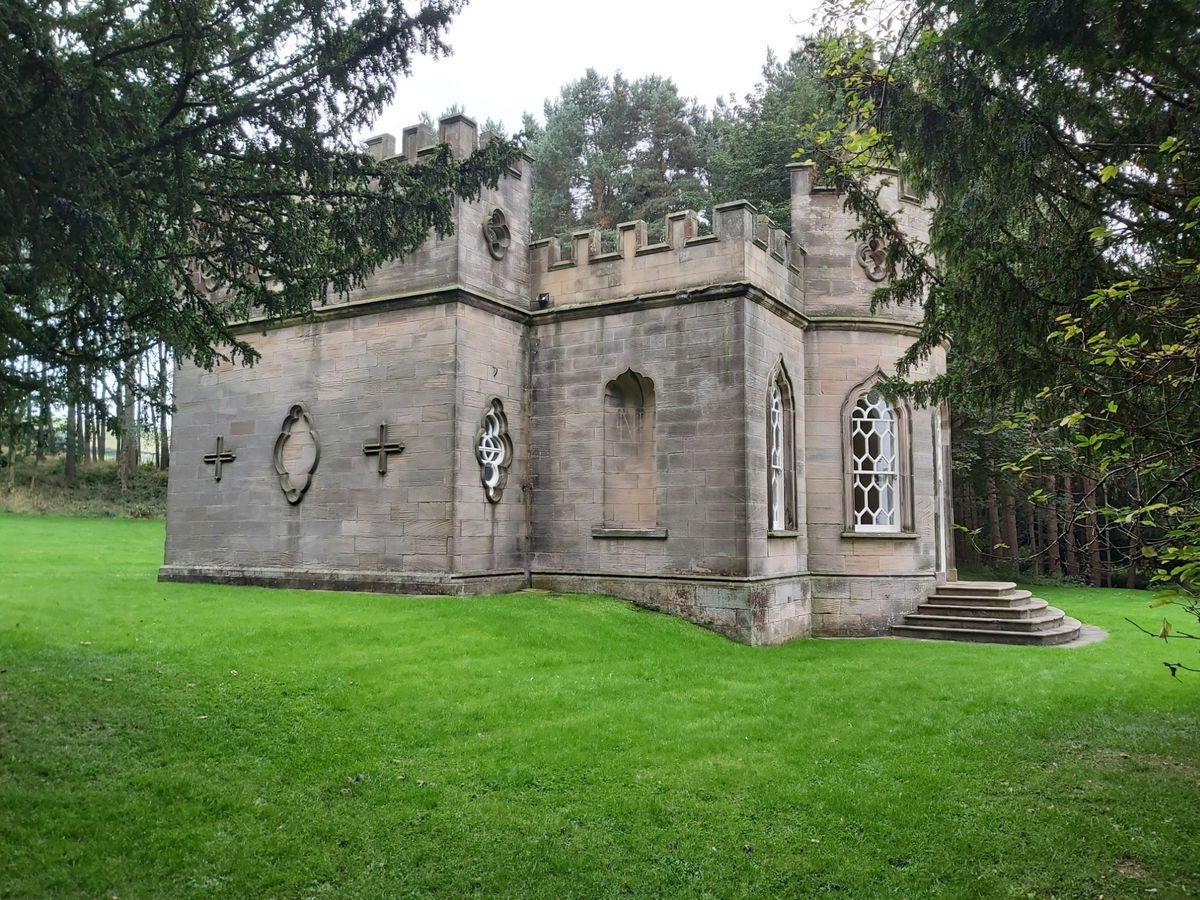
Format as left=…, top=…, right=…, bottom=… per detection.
left=0, top=456, right=166, bottom=518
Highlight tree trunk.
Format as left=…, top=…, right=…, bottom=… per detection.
left=957, top=481, right=978, bottom=567
left=1063, top=477, right=1080, bottom=578
left=75, top=401, right=84, bottom=466
left=82, top=401, right=93, bottom=466
left=1126, top=521, right=1141, bottom=589
left=118, top=358, right=138, bottom=493
left=35, top=396, right=50, bottom=463
left=1042, top=475, right=1062, bottom=577
left=1081, top=475, right=1103, bottom=587
left=1002, top=484, right=1020, bottom=573
left=158, top=343, right=170, bottom=470
left=64, top=388, right=77, bottom=483
left=152, top=404, right=160, bottom=469
left=985, top=466, right=1003, bottom=568
left=95, top=390, right=108, bottom=462
left=1023, top=498, right=1040, bottom=576
left=6, top=413, right=18, bottom=487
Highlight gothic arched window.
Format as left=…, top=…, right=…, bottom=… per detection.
left=849, top=389, right=900, bottom=532
left=767, top=366, right=796, bottom=532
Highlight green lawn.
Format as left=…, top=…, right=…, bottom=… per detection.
left=1, top=515, right=1197, bottom=898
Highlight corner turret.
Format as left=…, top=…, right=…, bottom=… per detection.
left=343, top=113, right=532, bottom=308
left=788, top=162, right=930, bottom=322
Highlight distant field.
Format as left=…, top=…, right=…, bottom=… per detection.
left=1, top=514, right=1197, bottom=898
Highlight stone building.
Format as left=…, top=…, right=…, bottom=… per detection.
left=159, top=113, right=959, bottom=645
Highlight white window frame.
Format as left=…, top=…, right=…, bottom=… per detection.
left=848, top=389, right=902, bottom=533
left=769, top=382, right=786, bottom=530
left=766, top=364, right=796, bottom=533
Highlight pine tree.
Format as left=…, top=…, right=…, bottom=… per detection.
left=524, top=70, right=708, bottom=239
left=708, top=46, right=835, bottom=227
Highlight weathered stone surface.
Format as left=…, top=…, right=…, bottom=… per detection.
left=162, top=119, right=950, bottom=645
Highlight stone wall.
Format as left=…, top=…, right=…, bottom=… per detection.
left=528, top=293, right=749, bottom=579
left=802, top=325, right=947, bottom=633
left=531, top=202, right=802, bottom=311
left=313, top=116, right=533, bottom=314
left=163, top=298, right=522, bottom=595
left=161, top=120, right=949, bottom=645
left=788, top=163, right=931, bottom=322
left=449, top=303, right=528, bottom=580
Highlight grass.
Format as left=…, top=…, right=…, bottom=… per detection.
left=0, top=457, right=167, bottom=519
left=1, top=515, right=1198, bottom=899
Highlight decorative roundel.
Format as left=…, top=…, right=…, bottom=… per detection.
left=856, top=236, right=887, bottom=282
left=196, top=260, right=222, bottom=294
left=475, top=398, right=513, bottom=503
left=483, top=209, right=511, bottom=261
left=273, top=403, right=320, bottom=504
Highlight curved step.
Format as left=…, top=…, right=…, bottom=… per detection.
left=902, top=609, right=1066, bottom=633
left=924, top=589, right=1033, bottom=607
left=937, top=580, right=1017, bottom=595
left=893, top=616, right=1082, bottom=646
left=919, top=598, right=1049, bottom=619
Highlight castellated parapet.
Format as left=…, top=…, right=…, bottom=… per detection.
left=161, top=113, right=952, bottom=646
left=530, top=203, right=803, bottom=311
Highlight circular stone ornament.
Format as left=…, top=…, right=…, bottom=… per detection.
left=483, top=209, right=511, bottom=261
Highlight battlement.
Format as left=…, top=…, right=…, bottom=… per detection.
left=364, top=113, right=505, bottom=163
left=529, top=201, right=804, bottom=310
left=344, top=119, right=926, bottom=321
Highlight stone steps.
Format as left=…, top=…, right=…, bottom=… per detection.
left=893, top=580, right=1082, bottom=646
left=902, top=610, right=1065, bottom=633
left=920, top=598, right=1049, bottom=619
left=929, top=587, right=1034, bottom=606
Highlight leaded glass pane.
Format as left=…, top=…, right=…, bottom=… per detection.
left=850, top=391, right=899, bottom=531
left=769, top=381, right=785, bottom=530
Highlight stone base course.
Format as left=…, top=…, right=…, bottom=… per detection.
left=158, top=564, right=526, bottom=597
left=530, top=572, right=812, bottom=645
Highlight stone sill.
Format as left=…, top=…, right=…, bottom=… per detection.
left=592, top=527, right=669, bottom=540
left=768, top=529, right=800, bottom=538
left=839, top=530, right=919, bottom=540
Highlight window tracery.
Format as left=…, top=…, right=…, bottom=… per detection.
left=849, top=390, right=899, bottom=531
left=475, top=399, right=513, bottom=503
left=767, top=366, right=796, bottom=532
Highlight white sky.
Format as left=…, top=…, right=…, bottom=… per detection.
left=370, top=0, right=825, bottom=140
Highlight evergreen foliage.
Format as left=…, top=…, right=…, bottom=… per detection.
left=0, top=0, right=521, bottom=384
left=523, top=70, right=709, bottom=239
left=808, top=0, right=1200, bottom=646
left=708, top=47, right=835, bottom=227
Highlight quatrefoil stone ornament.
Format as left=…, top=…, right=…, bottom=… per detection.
left=475, top=399, right=513, bottom=503
left=855, top=236, right=887, bottom=282
left=483, top=209, right=511, bottom=261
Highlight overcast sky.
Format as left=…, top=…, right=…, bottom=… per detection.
left=369, top=0, right=825, bottom=140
